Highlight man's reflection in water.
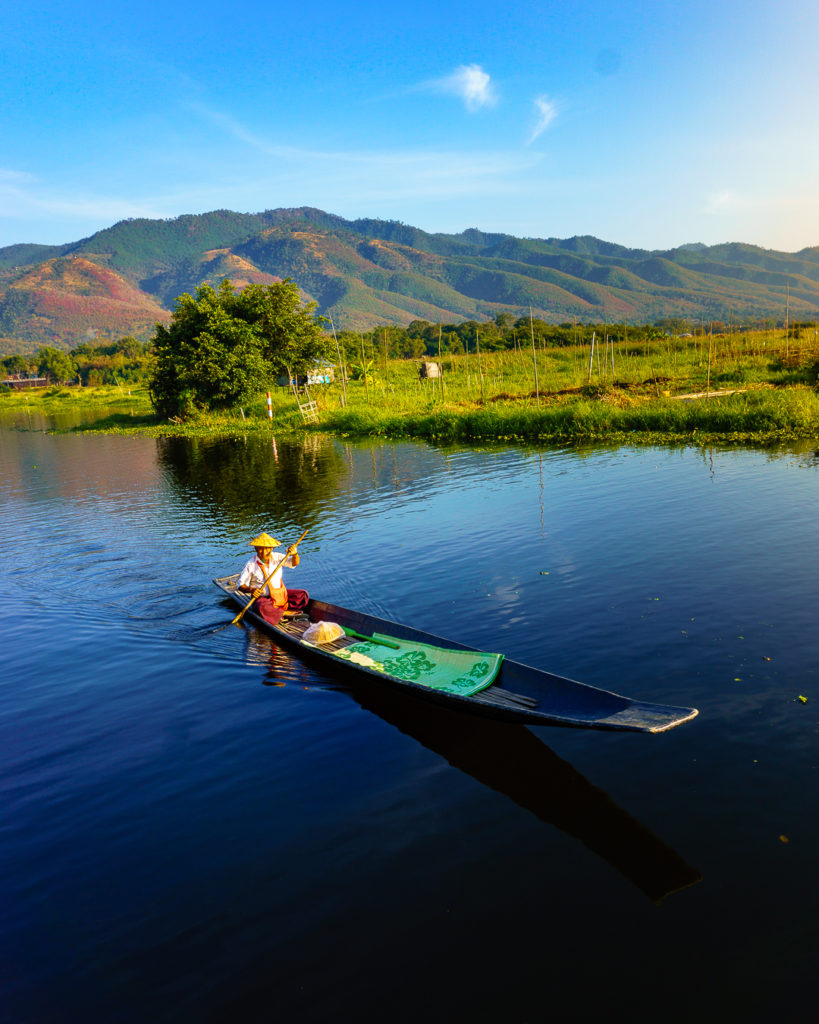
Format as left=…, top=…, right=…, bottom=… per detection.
left=244, top=629, right=313, bottom=687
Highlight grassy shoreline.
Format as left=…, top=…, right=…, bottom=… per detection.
left=318, top=387, right=819, bottom=445
left=4, top=336, right=819, bottom=446
left=3, top=384, right=819, bottom=447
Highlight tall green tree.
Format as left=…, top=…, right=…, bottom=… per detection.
left=233, top=279, right=328, bottom=376
left=3, top=353, right=34, bottom=375
left=148, top=278, right=328, bottom=418
left=114, top=336, right=144, bottom=359
left=36, top=346, right=76, bottom=382
left=149, top=281, right=266, bottom=417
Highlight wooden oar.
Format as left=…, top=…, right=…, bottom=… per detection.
left=230, top=528, right=309, bottom=626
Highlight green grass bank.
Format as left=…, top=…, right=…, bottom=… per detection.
left=3, top=332, right=819, bottom=444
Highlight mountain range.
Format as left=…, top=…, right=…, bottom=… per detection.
left=1, top=206, right=818, bottom=354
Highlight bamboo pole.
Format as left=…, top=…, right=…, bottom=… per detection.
left=438, top=324, right=445, bottom=399
left=476, top=328, right=485, bottom=400
left=785, top=280, right=790, bottom=359
left=513, top=329, right=525, bottom=370
left=360, top=336, right=369, bottom=403
left=329, top=317, right=347, bottom=408
left=529, top=307, right=540, bottom=405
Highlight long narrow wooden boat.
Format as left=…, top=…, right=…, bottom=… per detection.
left=213, top=574, right=698, bottom=733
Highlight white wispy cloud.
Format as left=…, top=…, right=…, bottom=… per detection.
left=0, top=142, right=542, bottom=246
left=185, top=103, right=287, bottom=158
left=705, top=185, right=819, bottom=219
left=0, top=168, right=37, bottom=184
left=227, top=147, right=543, bottom=205
left=704, top=189, right=745, bottom=214
left=0, top=170, right=161, bottom=222
left=701, top=187, right=819, bottom=251
left=425, top=64, right=497, bottom=111
left=0, top=93, right=550, bottom=244
left=528, top=95, right=558, bottom=144
left=185, top=102, right=540, bottom=201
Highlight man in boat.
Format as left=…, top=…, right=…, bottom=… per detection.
left=237, top=532, right=309, bottom=626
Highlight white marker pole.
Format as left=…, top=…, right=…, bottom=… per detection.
left=266, top=392, right=273, bottom=421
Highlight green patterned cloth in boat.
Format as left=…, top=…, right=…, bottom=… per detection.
left=333, top=633, right=504, bottom=696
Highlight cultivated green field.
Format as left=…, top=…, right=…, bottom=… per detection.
left=318, top=327, right=819, bottom=442
left=4, top=329, right=819, bottom=443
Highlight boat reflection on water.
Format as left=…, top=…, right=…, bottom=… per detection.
left=243, top=627, right=314, bottom=685
left=244, top=629, right=701, bottom=904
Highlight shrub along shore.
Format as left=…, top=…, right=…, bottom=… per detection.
left=3, top=333, right=819, bottom=446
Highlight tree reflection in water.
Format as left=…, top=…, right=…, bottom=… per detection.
left=156, top=433, right=348, bottom=537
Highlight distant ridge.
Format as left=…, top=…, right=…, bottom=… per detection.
left=1, top=207, right=817, bottom=352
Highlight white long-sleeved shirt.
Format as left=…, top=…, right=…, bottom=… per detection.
left=238, top=553, right=297, bottom=596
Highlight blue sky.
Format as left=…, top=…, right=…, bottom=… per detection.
left=2, top=0, right=818, bottom=251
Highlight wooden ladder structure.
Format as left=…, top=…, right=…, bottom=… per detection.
left=290, top=381, right=318, bottom=423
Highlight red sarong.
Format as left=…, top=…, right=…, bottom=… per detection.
left=254, top=589, right=310, bottom=627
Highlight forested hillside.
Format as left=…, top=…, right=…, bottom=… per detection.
left=1, top=207, right=818, bottom=353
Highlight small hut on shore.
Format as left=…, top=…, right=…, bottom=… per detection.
left=276, top=362, right=336, bottom=388
left=418, top=361, right=442, bottom=379
left=2, top=375, right=48, bottom=390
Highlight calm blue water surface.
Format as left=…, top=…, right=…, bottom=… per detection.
left=1, top=423, right=817, bottom=1023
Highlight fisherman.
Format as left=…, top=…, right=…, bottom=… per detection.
left=237, top=532, right=309, bottom=626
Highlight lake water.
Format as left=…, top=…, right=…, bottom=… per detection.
left=1, top=418, right=817, bottom=1023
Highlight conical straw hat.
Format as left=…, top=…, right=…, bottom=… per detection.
left=250, top=532, right=280, bottom=548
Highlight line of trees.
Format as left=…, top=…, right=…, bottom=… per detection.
left=335, top=314, right=662, bottom=363
left=2, top=337, right=151, bottom=385
left=5, top=279, right=816, bottom=414
left=333, top=313, right=819, bottom=364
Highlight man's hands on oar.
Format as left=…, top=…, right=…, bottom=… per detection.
left=230, top=528, right=308, bottom=627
